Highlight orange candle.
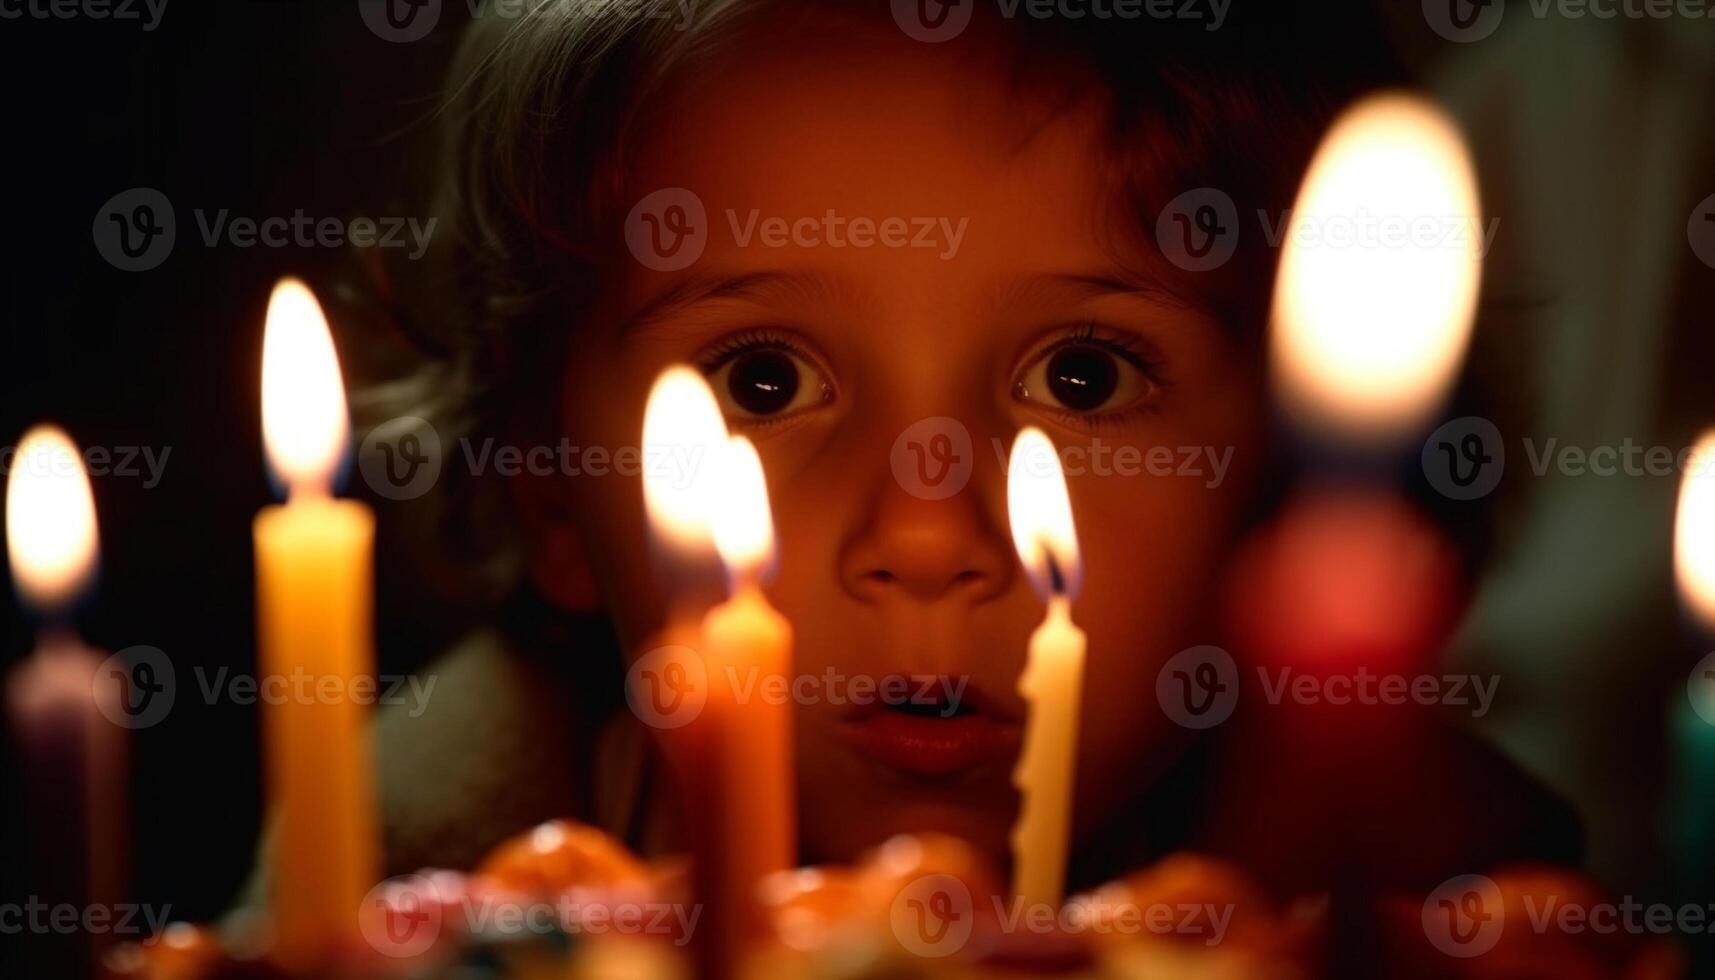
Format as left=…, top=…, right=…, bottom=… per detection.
left=639, top=367, right=782, bottom=978
left=1004, top=427, right=1086, bottom=909
left=254, top=279, right=378, bottom=968
left=700, top=436, right=795, bottom=965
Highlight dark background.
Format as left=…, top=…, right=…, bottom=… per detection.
left=0, top=3, right=480, bottom=966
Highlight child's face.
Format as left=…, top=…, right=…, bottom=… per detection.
left=557, top=19, right=1265, bottom=865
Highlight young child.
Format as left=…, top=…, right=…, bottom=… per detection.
left=355, top=0, right=1577, bottom=915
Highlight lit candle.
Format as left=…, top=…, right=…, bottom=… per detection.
left=4, top=425, right=127, bottom=978
left=1675, top=430, right=1715, bottom=630
left=1236, top=91, right=1482, bottom=673
left=701, top=435, right=795, bottom=954
left=1005, top=426, right=1086, bottom=909
left=638, top=370, right=793, bottom=975
left=1672, top=429, right=1715, bottom=907
left=1270, top=92, right=1483, bottom=448
left=636, top=367, right=734, bottom=977
left=254, top=278, right=378, bottom=967
left=1239, top=97, right=1485, bottom=974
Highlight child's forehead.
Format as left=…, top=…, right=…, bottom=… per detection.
left=626, top=18, right=1114, bottom=226
left=594, top=15, right=1199, bottom=338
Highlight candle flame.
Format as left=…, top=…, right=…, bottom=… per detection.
left=262, top=278, right=348, bottom=496
left=1270, top=92, right=1483, bottom=445
left=710, top=436, right=776, bottom=580
left=1675, top=429, right=1715, bottom=629
left=1007, top=427, right=1082, bottom=601
left=5, top=425, right=99, bottom=610
left=641, top=366, right=731, bottom=555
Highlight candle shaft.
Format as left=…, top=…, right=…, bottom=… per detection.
left=7, top=637, right=127, bottom=980
left=254, top=496, right=378, bottom=968
left=1010, top=595, right=1085, bottom=908
left=699, top=582, right=794, bottom=964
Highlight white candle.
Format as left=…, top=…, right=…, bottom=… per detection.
left=1005, top=427, right=1086, bottom=909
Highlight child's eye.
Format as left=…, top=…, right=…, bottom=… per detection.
left=1013, top=326, right=1164, bottom=419
left=699, top=331, right=834, bottom=423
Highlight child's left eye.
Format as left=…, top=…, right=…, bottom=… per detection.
left=700, top=333, right=833, bottom=423
left=1013, top=327, right=1164, bottom=419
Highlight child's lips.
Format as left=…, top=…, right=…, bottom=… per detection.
left=833, top=673, right=1023, bottom=725
left=837, top=706, right=1021, bottom=778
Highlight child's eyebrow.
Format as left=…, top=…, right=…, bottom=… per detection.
left=617, top=269, right=861, bottom=338
left=1002, top=272, right=1190, bottom=310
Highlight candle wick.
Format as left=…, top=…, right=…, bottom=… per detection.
left=729, top=566, right=763, bottom=601
left=1045, top=551, right=1066, bottom=597
left=288, top=479, right=333, bottom=504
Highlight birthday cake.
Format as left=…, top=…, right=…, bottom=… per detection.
left=101, top=817, right=1683, bottom=980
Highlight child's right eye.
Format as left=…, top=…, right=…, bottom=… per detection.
left=698, top=330, right=834, bottom=425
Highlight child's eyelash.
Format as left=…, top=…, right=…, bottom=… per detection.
left=1033, top=323, right=1169, bottom=382
left=694, top=327, right=812, bottom=372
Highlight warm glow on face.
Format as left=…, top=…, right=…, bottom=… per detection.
left=1007, top=427, right=1082, bottom=601
left=5, top=425, right=99, bottom=610
left=710, top=436, right=775, bottom=580
left=1271, top=92, right=1483, bottom=445
left=261, top=278, right=348, bottom=496
left=1675, top=430, right=1715, bottom=628
left=641, top=366, right=731, bottom=555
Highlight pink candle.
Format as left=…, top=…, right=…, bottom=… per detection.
left=5, top=425, right=127, bottom=978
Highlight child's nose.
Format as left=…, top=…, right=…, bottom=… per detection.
left=839, top=481, right=1014, bottom=605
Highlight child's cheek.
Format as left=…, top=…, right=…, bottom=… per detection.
left=1065, top=424, right=1261, bottom=830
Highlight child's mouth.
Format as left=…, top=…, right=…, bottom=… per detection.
left=836, top=676, right=1020, bottom=779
